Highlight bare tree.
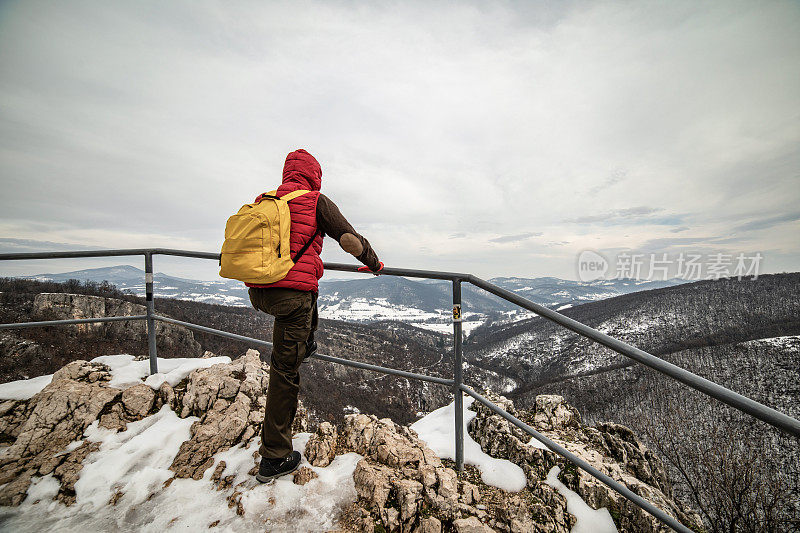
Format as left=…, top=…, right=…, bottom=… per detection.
left=633, top=385, right=797, bottom=532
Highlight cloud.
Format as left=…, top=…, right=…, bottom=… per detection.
left=670, top=226, right=690, bottom=233
left=489, top=232, right=543, bottom=244
left=566, top=206, right=664, bottom=224
left=588, top=169, right=628, bottom=194
left=638, top=236, right=721, bottom=250
left=0, top=0, right=798, bottom=280
left=732, top=212, right=800, bottom=233
left=0, top=238, right=106, bottom=253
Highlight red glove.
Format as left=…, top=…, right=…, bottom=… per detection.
left=358, top=261, right=384, bottom=276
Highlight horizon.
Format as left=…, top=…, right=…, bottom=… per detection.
left=8, top=256, right=792, bottom=286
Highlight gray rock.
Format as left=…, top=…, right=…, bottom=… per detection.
left=460, top=481, right=480, bottom=505
left=121, top=383, right=156, bottom=419
left=305, top=421, right=337, bottom=467
left=170, top=350, right=274, bottom=479
left=470, top=391, right=702, bottom=532
left=453, top=516, right=493, bottom=533
left=354, top=459, right=394, bottom=510
left=393, top=478, right=423, bottom=522
left=534, top=394, right=581, bottom=431
left=292, top=466, right=318, bottom=486
left=416, top=517, right=442, bottom=533
left=0, top=360, right=119, bottom=506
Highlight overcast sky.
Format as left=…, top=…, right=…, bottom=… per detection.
left=1, top=0, right=798, bottom=281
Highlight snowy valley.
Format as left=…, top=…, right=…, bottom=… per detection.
left=24, top=265, right=685, bottom=335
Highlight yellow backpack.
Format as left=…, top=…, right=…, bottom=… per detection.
left=219, top=189, right=314, bottom=284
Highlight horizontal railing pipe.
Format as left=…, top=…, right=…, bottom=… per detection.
left=0, top=249, right=467, bottom=281
left=153, top=315, right=452, bottom=386
left=151, top=249, right=221, bottom=261
left=0, top=249, right=152, bottom=260
left=324, top=262, right=469, bottom=281
left=154, top=314, right=271, bottom=349
left=461, top=385, right=693, bottom=533
left=467, top=275, right=800, bottom=438
left=0, top=315, right=148, bottom=330
left=314, top=352, right=454, bottom=386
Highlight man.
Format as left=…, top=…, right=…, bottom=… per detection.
left=247, top=149, right=383, bottom=482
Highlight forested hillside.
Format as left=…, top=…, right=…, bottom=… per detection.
left=465, top=273, right=800, bottom=390
left=465, top=273, right=800, bottom=529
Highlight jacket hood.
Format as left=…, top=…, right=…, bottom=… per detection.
left=282, top=149, right=322, bottom=191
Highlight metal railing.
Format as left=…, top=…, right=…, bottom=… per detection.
left=2, top=247, right=799, bottom=533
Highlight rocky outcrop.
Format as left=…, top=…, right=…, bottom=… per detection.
left=342, top=411, right=573, bottom=533
left=305, top=421, right=337, bottom=467
left=170, top=349, right=271, bottom=479
left=0, top=352, right=701, bottom=532
left=469, top=393, right=703, bottom=532
left=0, top=350, right=292, bottom=506
left=0, top=360, right=122, bottom=505
left=32, top=292, right=201, bottom=356
left=338, top=393, right=703, bottom=533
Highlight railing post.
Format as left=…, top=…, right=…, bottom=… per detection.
left=144, top=252, right=158, bottom=374
left=452, top=278, right=464, bottom=472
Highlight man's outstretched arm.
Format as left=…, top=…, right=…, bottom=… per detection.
left=316, top=194, right=382, bottom=271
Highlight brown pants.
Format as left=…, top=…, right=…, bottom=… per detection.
left=248, top=287, right=318, bottom=459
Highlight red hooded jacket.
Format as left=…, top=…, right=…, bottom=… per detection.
left=245, top=149, right=325, bottom=292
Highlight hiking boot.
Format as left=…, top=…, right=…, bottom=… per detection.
left=302, top=340, right=318, bottom=363
left=256, top=451, right=301, bottom=482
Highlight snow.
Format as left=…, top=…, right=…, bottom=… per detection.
left=412, top=319, right=486, bottom=336
left=89, top=354, right=232, bottom=389
left=545, top=466, right=617, bottom=533
left=410, top=395, right=527, bottom=492
left=0, top=408, right=363, bottom=532
left=527, top=436, right=549, bottom=450
left=746, top=334, right=800, bottom=348
left=320, top=297, right=442, bottom=322
left=77, top=405, right=196, bottom=510
left=319, top=298, right=490, bottom=334
left=55, top=440, right=83, bottom=457
left=0, top=373, right=53, bottom=400
left=557, top=304, right=573, bottom=311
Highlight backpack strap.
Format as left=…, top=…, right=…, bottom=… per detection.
left=292, top=228, right=322, bottom=263
left=255, top=190, right=279, bottom=203
left=259, top=189, right=319, bottom=263
left=256, top=189, right=312, bottom=203
left=284, top=190, right=321, bottom=263
left=279, top=189, right=312, bottom=202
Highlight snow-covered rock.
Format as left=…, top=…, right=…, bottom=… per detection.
left=467, top=392, right=703, bottom=532
left=0, top=353, right=701, bottom=532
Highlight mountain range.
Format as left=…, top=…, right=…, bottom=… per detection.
left=22, top=265, right=685, bottom=335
